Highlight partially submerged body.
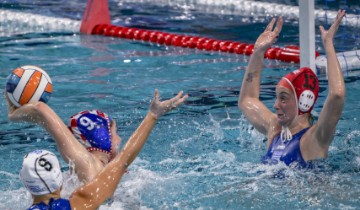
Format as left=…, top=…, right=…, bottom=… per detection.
left=238, top=10, right=346, bottom=167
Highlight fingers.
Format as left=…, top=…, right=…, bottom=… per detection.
left=149, top=89, right=188, bottom=118
left=265, top=17, right=283, bottom=34
left=331, top=10, right=345, bottom=31
left=173, top=91, right=184, bottom=101
left=336, top=9, right=346, bottom=20
left=178, top=95, right=189, bottom=106
left=151, top=89, right=188, bottom=109
left=153, top=89, right=160, bottom=102
left=319, top=9, right=345, bottom=41
left=173, top=92, right=189, bottom=107
left=335, top=9, right=341, bottom=20
left=265, top=18, right=276, bottom=32
left=320, top=9, right=345, bottom=39
left=334, top=9, right=345, bottom=26
left=273, top=16, right=283, bottom=35
left=5, top=92, right=16, bottom=113
left=169, top=91, right=188, bottom=108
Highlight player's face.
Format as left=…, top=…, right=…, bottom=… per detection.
left=274, top=86, right=297, bottom=126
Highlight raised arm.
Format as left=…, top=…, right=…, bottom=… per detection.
left=120, top=89, right=188, bottom=165
left=313, top=10, right=346, bottom=150
left=69, top=89, right=188, bottom=209
left=6, top=96, right=98, bottom=180
left=238, top=17, right=283, bottom=134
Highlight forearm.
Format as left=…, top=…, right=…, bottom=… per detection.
left=120, top=112, right=157, bottom=166
left=324, top=41, right=345, bottom=98
left=72, top=112, right=157, bottom=205
left=239, top=49, right=265, bottom=105
left=28, top=104, right=94, bottom=171
left=321, top=10, right=346, bottom=99
left=41, top=109, right=93, bottom=162
left=71, top=148, right=127, bottom=207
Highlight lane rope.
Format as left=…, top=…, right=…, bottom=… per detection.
left=91, top=23, right=317, bottom=63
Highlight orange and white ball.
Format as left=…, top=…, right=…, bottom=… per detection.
left=6, top=65, right=53, bottom=107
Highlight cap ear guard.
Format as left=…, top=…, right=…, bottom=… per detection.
left=298, top=90, right=316, bottom=112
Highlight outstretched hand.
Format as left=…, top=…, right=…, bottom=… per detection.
left=254, top=16, right=283, bottom=52
left=319, top=10, right=346, bottom=45
left=149, top=89, right=188, bottom=119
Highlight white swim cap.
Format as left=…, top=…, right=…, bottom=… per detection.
left=19, top=150, right=63, bottom=195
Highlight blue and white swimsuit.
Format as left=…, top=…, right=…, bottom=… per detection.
left=262, top=128, right=312, bottom=168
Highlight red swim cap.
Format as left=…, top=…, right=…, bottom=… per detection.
left=277, top=67, right=319, bottom=115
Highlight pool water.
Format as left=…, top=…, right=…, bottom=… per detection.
left=0, top=0, right=360, bottom=209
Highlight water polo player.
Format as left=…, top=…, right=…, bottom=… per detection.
left=238, top=10, right=346, bottom=167
left=18, top=100, right=168, bottom=210
left=67, top=109, right=123, bottom=182
left=7, top=89, right=188, bottom=184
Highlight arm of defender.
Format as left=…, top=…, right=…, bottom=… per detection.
left=69, top=113, right=156, bottom=210
left=69, top=89, right=188, bottom=209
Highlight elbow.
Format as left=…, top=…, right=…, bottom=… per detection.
left=238, top=98, right=246, bottom=112
left=238, top=92, right=249, bottom=112
left=328, top=89, right=345, bottom=104
left=33, top=102, right=52, bottom=116
left=238, top=97, right=256, bottom=113
left=317, top=149, right=329, bottom=159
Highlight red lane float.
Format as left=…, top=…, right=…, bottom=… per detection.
left=80, top=0, right=319, bottom=64
left=91, top=24, right=319, bottom=63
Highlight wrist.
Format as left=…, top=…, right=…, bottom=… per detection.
left=252, top=48, right=266, bottom=56
left=323, top=39, right=334, bottom=46
left=148, top=111, right=159, bottom=121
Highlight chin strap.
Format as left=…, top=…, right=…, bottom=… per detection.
left=281, top=126, right=292, bottom=142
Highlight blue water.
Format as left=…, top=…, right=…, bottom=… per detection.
left=1, top=0, right=360, bottom=209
